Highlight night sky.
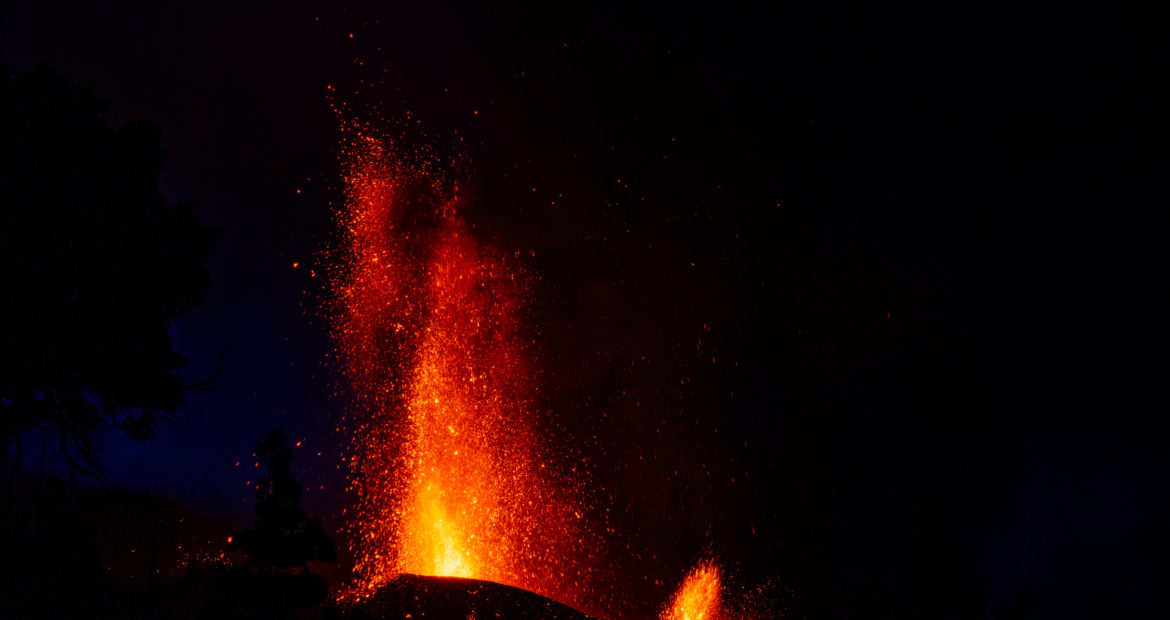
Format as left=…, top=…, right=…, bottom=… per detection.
left=4, top=2, right=1166, bottom=618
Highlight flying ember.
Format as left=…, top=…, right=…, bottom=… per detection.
left=331, top=121, right=593, bottom=611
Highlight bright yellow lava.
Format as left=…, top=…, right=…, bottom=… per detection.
left=662, top=560, right=724, bottom=620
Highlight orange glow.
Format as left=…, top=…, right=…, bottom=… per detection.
left=332, top=121, right=593, bottom=610
left=661, top=560, right=724, bottom=620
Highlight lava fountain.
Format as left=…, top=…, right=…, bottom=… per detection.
left=661, top=560, right=724, bottom=620
left=331, top=124, right=593, bottom=609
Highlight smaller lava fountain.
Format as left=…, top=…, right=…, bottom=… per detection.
left=662, top=560, right=725, bottom=620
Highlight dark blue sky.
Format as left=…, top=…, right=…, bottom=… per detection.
left=3, top=1, right=344, bottom=522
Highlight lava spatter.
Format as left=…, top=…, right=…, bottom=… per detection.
left=331, top=120, right=593, bottom=612
left=662, top=559, right=724, bottom=620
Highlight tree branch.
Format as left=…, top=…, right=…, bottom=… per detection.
left=184, top=347, right=230, bottom=394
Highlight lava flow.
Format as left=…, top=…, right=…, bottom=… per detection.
left=331, top=124, right=592, bottom=609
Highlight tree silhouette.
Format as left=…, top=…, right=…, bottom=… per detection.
left=0, top=64, right=213, bottom=476
left=233, top=430, right=336, bottom=572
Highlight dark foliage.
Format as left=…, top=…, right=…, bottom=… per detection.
left=0, top=64, right=213, bottom=474
left=0, top=476, right=107, bottom=619
left=182, top=565, right=332, bottom=620
left=0, top=472, right=337, bottom=620
left=233, top=430, right=336, bottom=571
left=212, top=430, right=337, bottom=619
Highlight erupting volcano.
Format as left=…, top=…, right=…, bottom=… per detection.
left=331, top=124, right=595, bottom=611
left=329, top=116, right=744, bottom=619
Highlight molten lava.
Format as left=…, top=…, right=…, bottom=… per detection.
left=662, top=560, right=724, bottom=620
left=332, top=125, right=589, bottom=609
left=329, top=115, right=760, bottom=620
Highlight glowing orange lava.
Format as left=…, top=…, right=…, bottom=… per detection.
left=332, top=123, right=591, bottom=610
left=662, top=560, right=724, bottom=620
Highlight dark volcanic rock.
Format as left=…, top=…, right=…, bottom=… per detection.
left=341, top=574, right=594, bottom=619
